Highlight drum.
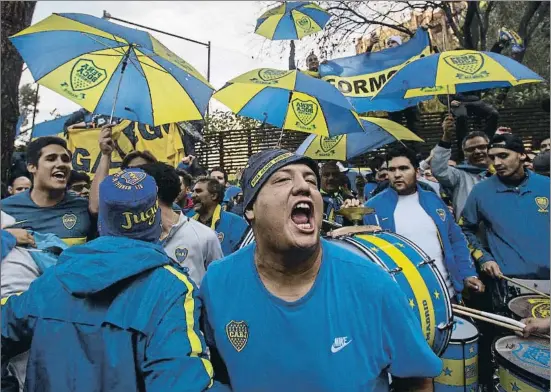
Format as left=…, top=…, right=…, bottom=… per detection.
left=434, top=316, right=478, bottom=392
left=494, top=336, right=550, bottom=392
left=508, top=295, right=550, bottom=320
left=330, top=232, right=453, bottom=356
left=237, top=230, right=453, bottom=355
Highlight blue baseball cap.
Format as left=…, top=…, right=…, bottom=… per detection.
left=240, top=149, right=320, bottom=211
left=98, top=168, right=161, bottom=242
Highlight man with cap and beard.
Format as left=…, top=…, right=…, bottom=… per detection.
left=200, top=149, right=442, bottom=392
left=460, top=133, right=550, bottom=282
left=1, top=169, right=215, bottom=392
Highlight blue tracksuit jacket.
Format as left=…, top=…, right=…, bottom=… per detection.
left=1, top=236, right=215, bottom=392
left=364, top=186, right=476, bottom=297
left=459, top=170, right=550, bottom=279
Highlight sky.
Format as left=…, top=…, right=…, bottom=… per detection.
left=19, top=1, right=359, bottom=127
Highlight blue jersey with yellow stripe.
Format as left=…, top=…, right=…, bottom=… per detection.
left=200, top=239, right=442, bottom=391
left=1, top=236, right=214, bottom=391
left=187, top=204, right=248, bottom=256
left=2, top=190, right=91, bottom=246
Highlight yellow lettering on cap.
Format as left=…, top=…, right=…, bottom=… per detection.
left=250, top=152, right=294, bottom=187
left=119, top=200, right=159, bottom=230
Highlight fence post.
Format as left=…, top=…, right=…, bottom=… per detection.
left=218, top=132, right=225, bottom=169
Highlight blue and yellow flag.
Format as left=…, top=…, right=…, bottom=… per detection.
left=319, top=29, right=431, bottom=113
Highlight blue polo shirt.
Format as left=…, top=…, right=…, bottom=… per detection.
left=200, top=239, right=442, bottom=391
left=187, top=205, right=248, bottom=256
left=460, top=171, right=550, bottom=279
left=2, top=190, right=92, bottom=246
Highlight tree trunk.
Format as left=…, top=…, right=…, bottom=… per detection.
left=1, top=1, right=36, bottom=182
left=288, top=40, right=296, bottom=70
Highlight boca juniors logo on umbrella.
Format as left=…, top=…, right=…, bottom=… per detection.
left=70, top=59, right=107, bottom=91
left=253, top=69, right=292, bottom=84
left=319, top=135, right=343, bottom=153
left=444, top=53, right=488, bottom=79
left=292, top=98, right=318, bottom=127
left=226, top=320, right=249, bottom=352
left=295, top=16, right=314, bottom=35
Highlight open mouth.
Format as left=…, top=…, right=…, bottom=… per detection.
left=291, top=200, right=314, bottom=232
left=52, top=171, right=67, bottom=181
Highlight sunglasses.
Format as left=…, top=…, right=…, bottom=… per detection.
left=541, top=143, right=550, bottom=149
left=464, top=144, right=488, bottom=153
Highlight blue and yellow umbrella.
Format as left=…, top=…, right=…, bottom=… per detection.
left=296, top=117, right=423, bottom=161
left=255, top=2, right=330, bottom=40
left=213, top=68, right=365, bottom=137
left=372, top=50, right=544, bottom=111
left=10, top=13, right=214, bottom=126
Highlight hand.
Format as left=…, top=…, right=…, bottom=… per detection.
left=442, top=114, right=455, bottom=142
left=341, top=198, right=361, bottom=209
left=368, top=34, right=379, bottom=46
left=5, top=229, right=36, bottom=247
left=355, top=175, right=366, bottom=189
left=464, top=277, right=485, bottom=293
left=520, top=317, right=550, bottom=337
left=99, top=125, right=115, bottom=155
left=450, top=100, right=461, bottom=107
left=182, top=155, right=195, bottom=164
left=482, top=261, right=502, bottom=278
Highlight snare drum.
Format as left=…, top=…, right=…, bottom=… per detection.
left=494, top=336, right=550, bottom=392
left=434, top=316, right=478, bottom=392
left=329, top=232, right=453, bottom=356
left=508, top=295, right=550, bottom=320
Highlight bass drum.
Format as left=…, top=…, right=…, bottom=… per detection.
left=239, top=229, right=453, bottom=356
left=494, top=336, right=550, bottom=392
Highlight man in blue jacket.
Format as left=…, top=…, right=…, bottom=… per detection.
left=188, top=176, right=249, bottom=256
left=460, top=133, right=550, bottom=281
left=364, top=147, right=484, bottom=301
left=1, top=168, right=215, bottom=392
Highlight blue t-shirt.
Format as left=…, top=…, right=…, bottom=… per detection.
left=2, top=190, right=92, bottom=246
left=200, top=239, right=442, bottom=392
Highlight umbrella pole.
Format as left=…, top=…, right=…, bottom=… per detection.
left=109, top=48, right=132, bottom=124
left=446, top=85, right=451, bottom=114
left=276, top=128, right=285, bottom=148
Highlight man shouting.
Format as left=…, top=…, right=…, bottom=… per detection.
left=200, top=149, right=442, bottom=392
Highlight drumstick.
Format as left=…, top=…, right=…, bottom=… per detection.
left=453, top=308, right=524, bottom=333
left=499, top=275, right=551, bottom=299
left=453, top=304, right=526, bottom=329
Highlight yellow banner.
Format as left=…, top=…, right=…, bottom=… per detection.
left=66, top=121, right=185, bottom=179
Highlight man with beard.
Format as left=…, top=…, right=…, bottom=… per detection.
left=431, top=115, right=493, bottom=220
left=200, top=149, right=442, bottom=392
left=188, top=177, right=248, bottom=256
left=2, top=137, right=92, bottom=246
left=364, top=147, right=483, bottom=301
left=460, top=133, right=550, bottom=281
left=139, top=163, right=223, bottom=287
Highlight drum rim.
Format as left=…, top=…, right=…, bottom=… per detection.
left=493, top=336, right=550, bottom=387
left=507, top=294, right=550, bottom=320
left=341, top=232, right=452, bottom=357
left=448, top=336, right=479, bottom=345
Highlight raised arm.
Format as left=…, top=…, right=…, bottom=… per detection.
left=89, top=125, right=114, bottom=215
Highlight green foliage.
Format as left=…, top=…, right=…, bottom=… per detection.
left=203, top=109, right=262, bottom=133
left=18, top=82, right=39, bottom=128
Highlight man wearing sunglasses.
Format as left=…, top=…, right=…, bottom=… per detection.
left=67, top=171, right=91, bottom=199
left=430, top=115, right=493, bottom=221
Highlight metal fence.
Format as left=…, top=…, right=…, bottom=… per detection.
left=195, top=104, right=550, bottom=173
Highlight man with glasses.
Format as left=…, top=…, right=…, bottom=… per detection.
left=67, top=171, right=91, bottom=198
left=430, top=115, right=493, bottom=220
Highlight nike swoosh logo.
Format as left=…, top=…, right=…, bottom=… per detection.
left=331, top=339, right=352, bottom=353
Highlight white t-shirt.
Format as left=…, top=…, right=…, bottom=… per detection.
left=393, top=192, right=455, bottom=298
left=162, top=212, right=224, bottom=287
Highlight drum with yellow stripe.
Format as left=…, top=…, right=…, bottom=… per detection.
left=508, top=295, right=550, bottom=320
left=494, top=336, right=549, bottom=392
left=434, top=316, right=478, bottom=392
left=331, top=232, right=453, bottom=356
